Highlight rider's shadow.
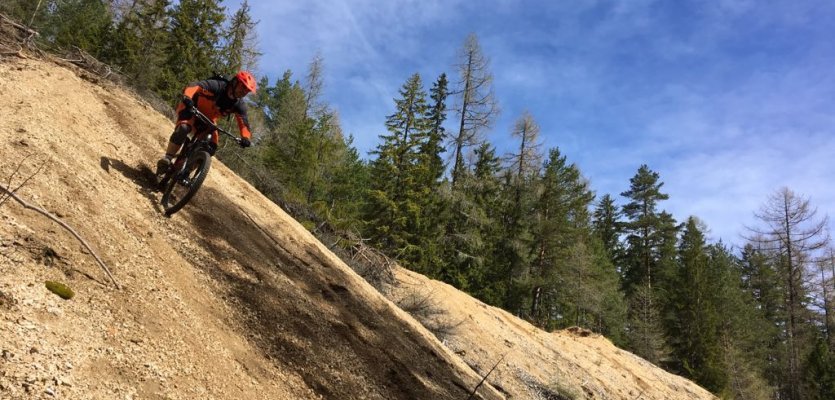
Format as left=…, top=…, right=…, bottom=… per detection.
left=100, top=156, right=163, bottom=213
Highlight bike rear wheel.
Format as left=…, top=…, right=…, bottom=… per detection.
left=161, top=151, right=212, bottom=216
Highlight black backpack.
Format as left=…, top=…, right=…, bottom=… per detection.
left=208, top=72, right=231, bottom=83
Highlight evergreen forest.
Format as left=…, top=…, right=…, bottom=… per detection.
left=3, top=2, right=835, bottom=399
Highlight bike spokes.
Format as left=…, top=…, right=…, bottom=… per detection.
left=160, top=151, right=212, bottom=216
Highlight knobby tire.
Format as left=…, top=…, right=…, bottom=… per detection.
left=161, top=151, right=212, bottom=216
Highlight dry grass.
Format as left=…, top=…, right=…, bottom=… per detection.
left=395, top=286, right=465, bottom=339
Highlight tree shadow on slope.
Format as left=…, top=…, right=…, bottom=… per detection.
left=166, top=186, right=486, bottom=400
left=98, top=157, right=488, bottom=397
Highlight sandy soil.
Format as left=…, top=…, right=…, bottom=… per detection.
left=0, top=55, right=716, bottom=400
left=388, top=268, right=717, bottom=399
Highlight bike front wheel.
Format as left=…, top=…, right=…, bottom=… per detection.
left=161, top=151, right=212, bottom=216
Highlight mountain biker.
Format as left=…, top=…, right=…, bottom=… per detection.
left=156, top=71, right=257, bottom=175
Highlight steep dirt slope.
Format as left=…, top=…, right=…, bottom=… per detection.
left=0, top=57, right=504, bottom=399
left=388, top=268, right=717, bottom=400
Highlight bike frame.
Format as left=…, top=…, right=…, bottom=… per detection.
left=168, top=107, right=240, bottom=178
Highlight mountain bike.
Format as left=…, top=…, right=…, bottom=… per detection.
left=157, top=107, right=242, bottom=216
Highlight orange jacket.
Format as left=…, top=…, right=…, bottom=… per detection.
left=176, top=77, right=252, bottom=142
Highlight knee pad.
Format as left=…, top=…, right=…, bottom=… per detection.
left=170, top=124, right=191, bottom=145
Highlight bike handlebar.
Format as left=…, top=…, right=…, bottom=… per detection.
left=189, top=106, right=242, bottom=144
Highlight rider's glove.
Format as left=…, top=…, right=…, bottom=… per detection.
left=239, top=138, right=251, bottom=148
left=182, top=96, right=195, bottom=109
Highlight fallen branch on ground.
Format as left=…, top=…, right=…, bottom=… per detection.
left=0, top=155, right=42, bottom=207
left=467, top=353, right=507, bottom=400
left=62, top=46, right=114, bottom=78
left=0, top=13, right=38, bottom=37
left=343, top=232, right=395, bottom=285
left=0, top=184, right=120, bottom=290
left=0, top=13, right=39, bottom=56
left=0, top=43, right=25, bottom=58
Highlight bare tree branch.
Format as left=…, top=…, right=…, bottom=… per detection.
left=466, top=353, right=506, bottom=400
left=0, top=156, right=44, bottom=208
left=305, top=52, right=326, bottom=117
left=1, top=184, right=120, bottom=289
left=0, top=13, right=38, bottom=35
left=743, top=186, right=829, bottom=398
left=450, top=33, right=499, bottom=186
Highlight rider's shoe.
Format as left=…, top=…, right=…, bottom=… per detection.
left=155, top=156, right=172, bottom=175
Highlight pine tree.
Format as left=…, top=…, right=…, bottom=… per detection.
left=247, top=73, right=313, bottom=203
left=158, top=0, right=225, bottom=101
left=442, top=142, right=501, bottom=296
left=494, top=176, right=534, bottom=313
left=740, top=243, right=785, bottom=325
left=216, top=66, right=361, bottom=233
left=42, top=0, right=113, bottom=58
left=563, top=239, right=625, bottom=336
left=588, top=193, right=628, bottom=344
left=364, top=73, right=432, bottom=271
left=423, top=73, right=449, bottom=183
left=493, top=115, right=543, bottom=314
left=137, top=0, right=173, bottom=90
left=655, top=210, right=680, bottom=302
left=587, top=234, right=628, bottom=346
left=739, top=243, right=786, bottom=395
left=304, top=112, right=344, bottom=206
left=468, top=142, right=505, bottom=298
left=323, top=135, right=369, bottom=232
left=717, top=243, right=776, bottom=399
left=220, top=0, right=260, bottom=74
left=258, top=71, right=293, bottom=132
left=621, top=165, right=676, bottom=364
left=813, top=252, right=835, bottom=349
left=103, top=0, right=171, bottom=89
left=526, top=148, right=593, bottom=327
left=804, top=337, right=835, bottom=400
left=103, top=1, right=143, bottom=73
left=669, top=217, right=726, bottom=392
left=293, top=57, right=348, bottom=210
left=627, top=284, right=668, bottom=364
left=272, top=79, right=310, bottom=171
left=620, top=164, right=672, bottom=293
left=412, top=73, right=450, bottom=277
left=593, top=194, right=623, bottom=264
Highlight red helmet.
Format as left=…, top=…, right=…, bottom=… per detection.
left=235, top=71, right=257, bottom=94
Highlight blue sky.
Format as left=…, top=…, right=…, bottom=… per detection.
left=232, top=0, right=835, bottom=246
